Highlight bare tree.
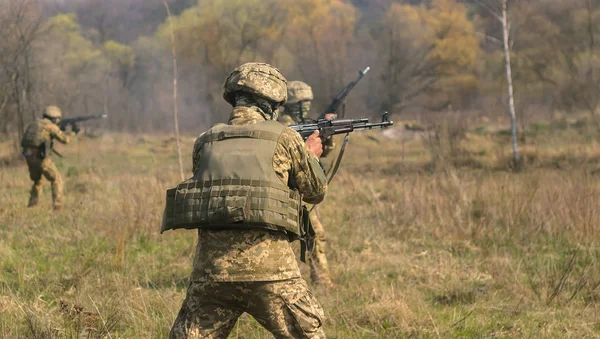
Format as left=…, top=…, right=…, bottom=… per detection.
left=373, top=1, right=482, bottom=119
left=0, top=0, right=45, bottom=139
left=502, top=0, right=519, bottom=167
left=559, top=0, right=600, bottom=133
left=475, top=0, right=520, bottom=168
left=163, top=0, right=184, bottom=181
left=378, top=15, right=438, bottom=113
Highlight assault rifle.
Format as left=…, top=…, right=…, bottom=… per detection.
left=290, top=111, right=393, bottom=141
left=59, top=114, right=108, bottom=131
left=319, top=67, right=370, bottom=119
left=291, top=112, right=393, bottom=184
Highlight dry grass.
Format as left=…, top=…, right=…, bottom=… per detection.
left=1, top=118, right=600, bottom=338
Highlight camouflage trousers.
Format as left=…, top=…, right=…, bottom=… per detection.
left=170, top=278, right=326, bottom=339
left=24, top=151, right=64, bottom=209
left=309, top=208, right=333, bottom=286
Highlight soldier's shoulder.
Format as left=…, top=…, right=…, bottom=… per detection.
left=280, top=126, right=303, bottom=144
left=278, top=114, right=296, bottom=126
left=25, top=119, right=39, bottom=129
left=193, top=131, right=208, bottom=152
left=41, top=119, right=59, bottom=130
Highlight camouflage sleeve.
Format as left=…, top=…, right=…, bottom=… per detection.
left=48, top=123, right=74, bottom=144
left=278, top=128, right=327, bottom=204
left=192, top=132, right=207, bottom=174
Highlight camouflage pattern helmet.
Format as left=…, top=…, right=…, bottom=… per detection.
left=286, top=81, right=313, bottom=104
left=44, top=106, right=62, bottom=119
left=223, top=62, right=288, bottom=106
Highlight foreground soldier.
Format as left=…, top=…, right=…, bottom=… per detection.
left=280, top=81, right=335, bottom=287
left=163, top=63, right=328, bottom=338
left=21, top=106, right=78, bottom=210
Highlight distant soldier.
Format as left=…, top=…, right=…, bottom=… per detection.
left=21, top=106, right=79, bottom=210
left=164, top=63, right=328, bottom=338
left=279, top=80, right=335, bottom=287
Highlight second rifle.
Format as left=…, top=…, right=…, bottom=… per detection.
left=318, top=67, right=370, bottom=120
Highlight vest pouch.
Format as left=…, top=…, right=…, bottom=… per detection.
left=206, top=186, right=249, bottom=225
left=160, top=188, right=178, bottom=233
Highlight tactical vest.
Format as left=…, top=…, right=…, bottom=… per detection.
left=161, top=120, right=303, bottom=239
left=21, top=119, right=48, bottom=148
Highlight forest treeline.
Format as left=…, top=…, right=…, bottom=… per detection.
left=1, top=0, right=599, bottom=135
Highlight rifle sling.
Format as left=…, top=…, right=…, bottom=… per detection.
left=327, top=133, right=349, bottom=185
left=52, top=148, right=64, bottom=158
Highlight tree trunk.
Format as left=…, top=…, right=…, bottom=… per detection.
left=502, top=0, right=519, bottom=168
left=13, top=74, right=25, bottom=140
left=163, top=0, right=185, bottom=181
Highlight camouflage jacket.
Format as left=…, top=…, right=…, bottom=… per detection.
left=21, top=118, right=74, bottom=149
left=190, top=106, right=327, bottom=282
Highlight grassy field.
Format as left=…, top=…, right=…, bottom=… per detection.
left=1, top=117, right=600, bottom=338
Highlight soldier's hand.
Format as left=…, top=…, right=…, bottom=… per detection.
left=305, top=131, right=323, bottom=157
left=324, top=113, right=337, bottom=121
left=72, top=124, right=81, bottom=134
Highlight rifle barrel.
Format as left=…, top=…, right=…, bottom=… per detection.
left=354, top=121, right=394, bottom=130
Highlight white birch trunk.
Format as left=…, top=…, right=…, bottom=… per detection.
left=163, top=0, right=185, bottom=181
left=502, top=0, right=519, bottom=167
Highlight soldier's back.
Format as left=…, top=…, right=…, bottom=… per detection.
left=21, top=119, right=47, bottom=148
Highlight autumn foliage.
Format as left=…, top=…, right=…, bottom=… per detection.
left=0, top=0, right=599, bottom=134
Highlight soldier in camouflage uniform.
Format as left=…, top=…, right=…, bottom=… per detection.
left=21, top=106, right=78, bottom=210
left=163, top=63, right=328, bottom=338
left=279, top=81, right=335, bottom=287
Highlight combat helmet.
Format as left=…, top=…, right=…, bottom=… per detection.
left=286, top=81, right=313, bottom=104
left=44, top=106, right=62, bottom=119
left=223, top=62, right=288, bottom=106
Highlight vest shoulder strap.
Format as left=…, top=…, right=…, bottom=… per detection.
left=204, top=120, right=284, bottom=143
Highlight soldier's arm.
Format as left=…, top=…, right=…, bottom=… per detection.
left=49, top=124, right=74, bottom=144
left=280, top=128, right=327, bottom=204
